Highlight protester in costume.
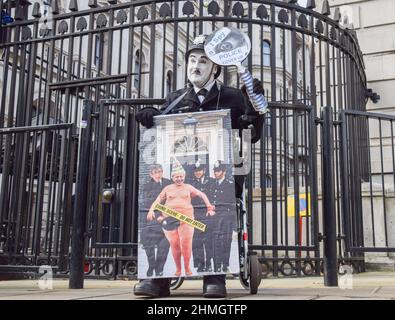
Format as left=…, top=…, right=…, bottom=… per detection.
left=135, top=34, right=264, bottom=298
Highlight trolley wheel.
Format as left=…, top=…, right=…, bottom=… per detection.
left=239, top=255, right=262, bottom=294
left=249, top=255, right=262, bottom=294
left=170, top=277, right=184, bottom=290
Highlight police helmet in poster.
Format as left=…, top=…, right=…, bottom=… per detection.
left=138, top=110, right=240, bottom=279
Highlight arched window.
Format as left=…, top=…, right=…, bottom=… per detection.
left=263, top=40, right=270, bottom=67
left=134, top=50, right=141, bottom=89
left=166, top=70, right=173, bottom=94
left=265, top=175, right=272, bottom=188
left=94, top=34, right=104, bottom=70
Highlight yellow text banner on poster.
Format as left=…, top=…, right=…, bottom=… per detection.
left=154, top=203, right=207, bottom=232
left=287, top=193, right=311, bottom=217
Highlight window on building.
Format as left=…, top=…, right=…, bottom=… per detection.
left=280, top=32, right=284, bottom=50
left=263, top=40, right=270, bottom=67
left=166, top=70, right=173, bottom=94
left=265, top=175, right=272, bottom=188
left=134, top=50, right=141, bottom=89
left=265, top=114, right=272, bottom=138
left=94, top=34, right=104, bottom=70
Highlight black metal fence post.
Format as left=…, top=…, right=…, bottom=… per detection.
left=322, top=106, right=338, bottom=287
left=69, top=100, right=93, bottom=289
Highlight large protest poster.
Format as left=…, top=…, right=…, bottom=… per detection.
left=137, top=110, right=240, bottom=279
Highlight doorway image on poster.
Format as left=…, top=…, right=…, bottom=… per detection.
left=137, top=110, right=240, bottom=279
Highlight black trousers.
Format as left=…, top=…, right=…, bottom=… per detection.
left=192, top=212, right=214, bottom=269
left=212, top=211, right=235, bottom=270
left=141, top=224, right=170, bottom=273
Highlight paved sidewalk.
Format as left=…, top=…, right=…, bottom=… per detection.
left=0, top=272, right=394, bottom=300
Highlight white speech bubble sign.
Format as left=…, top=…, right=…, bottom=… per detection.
left=205, top=27, right=251, bottom=66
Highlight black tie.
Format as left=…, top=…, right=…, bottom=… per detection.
left=197, top=88, right=208, bottom=98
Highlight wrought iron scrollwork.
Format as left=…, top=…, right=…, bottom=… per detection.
left=182, top=1, right=194, bottom=16
left=137, top=7, right=149, bottom=21
left=278, top=9, right=289, bottom=24
left=256, top=5, right=268, bottom=20
left=116, top=10, right=128, bottom=25
left=207, top=1, right=220, bottom=16
left=22, top=26, right=32, bottom=40
left=315, top=20, right=324, bottom=34
left=96, top=13, right=108, bottom=28
left=232, top=2, right=244, bottom=18
left=298, top=14, right=308, bottom=29
left=58, top=20, right=69, bottom=35
left=159, top=3, right=172, bottom=19
left=77, top=17, right=88, bottom=31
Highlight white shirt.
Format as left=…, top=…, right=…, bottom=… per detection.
left=194, top=80, right=216, bottom=103
left=216, top=177, right=225, bottom=186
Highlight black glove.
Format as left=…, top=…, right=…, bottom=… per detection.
left=238, top=114, right=257, bottom=141
left=135, top=107, right=161, bottom=129
left=239, top=114, right=258, bottom=129
left=241, top=78, right=264, bottom=97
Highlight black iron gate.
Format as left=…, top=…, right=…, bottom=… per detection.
left=339, top=110, right=395, bottom=257
left=1, top=0, right=392, bottom=282
left=71, top=99, right=323, bottom=283
left=0, top=123, right=76, bottom=277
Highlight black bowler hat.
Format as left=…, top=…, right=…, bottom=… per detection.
left=213, top=160, right=227, bottom=172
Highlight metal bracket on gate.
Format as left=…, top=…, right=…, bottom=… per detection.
left=92, top=112, right=100, bottom=119
left=315, top=117, right=323, bottom=125
left=102, top=188, right=115, bottom=203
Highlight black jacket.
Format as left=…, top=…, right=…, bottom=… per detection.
left=161, top=83, right=264, bottom=143
left=140, top=178, right=171, bottom=225
left=210, top=178, right=236, bottom=209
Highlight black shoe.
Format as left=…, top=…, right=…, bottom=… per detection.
left=134, top=279, right=170, bottom=298
left=156, top=271, right=163, bottom=277
left=206, top=266, right=213, bottom=272
left=203, top=284, right=227, bottom=298
left=146, top=267, right=154, bottom=277
left=215, top=267, right=222, bottom=273
left=222, top=266, right=230, bottom=273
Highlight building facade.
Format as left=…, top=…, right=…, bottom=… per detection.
left=317, top=0, right=395, bottom=269
left=316, top=0, right=394, bottom=114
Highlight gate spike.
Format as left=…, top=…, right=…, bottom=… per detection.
left=322, top=0, right=331, bottom=16
left=306, top=0, right=316, bottom=10
left=69, top=0, right=79, bottom=12
left=32, top=2, right=41, bottom=18
left=52, top=0, right=60, bottom=14
left=14, top=5, right=25, bottom=20
left=88, top=0, right=98, bottom=8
